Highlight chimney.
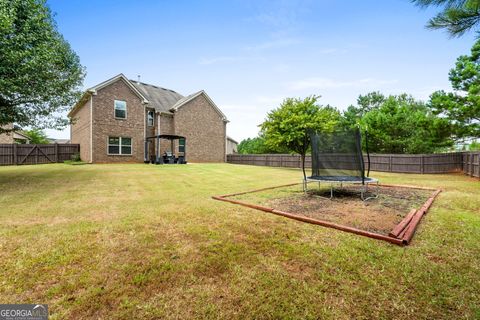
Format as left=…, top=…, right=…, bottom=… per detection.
left=137, top=75, right=141, bottom=83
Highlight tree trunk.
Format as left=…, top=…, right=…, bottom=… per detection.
left=301, top=153, right=306, bottom=181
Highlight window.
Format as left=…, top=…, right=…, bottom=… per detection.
left=108, top=137, right=132, bottom=155
left=114, top=100, right=127, bottom=119
left=147, top=110, right=154, bottom=126
left=178, top=138, right=185, bottom=153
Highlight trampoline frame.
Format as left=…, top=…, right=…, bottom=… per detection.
left=303, top=176, right=379, bottom=201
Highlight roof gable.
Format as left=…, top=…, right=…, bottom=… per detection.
left=90, top=74, right=148, bottom=103
left=68, top=74, right=227, bottom=122
left=68, top=74, right=149, bottom=117
left=170, top=90, right=228, bottom=122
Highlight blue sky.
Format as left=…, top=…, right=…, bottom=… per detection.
left=47, top=0, right=475, bottom=141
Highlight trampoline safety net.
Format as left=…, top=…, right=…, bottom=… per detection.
left=309, top=128, right=368, bottom=184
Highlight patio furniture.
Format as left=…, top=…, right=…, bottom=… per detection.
left=144, top=134, right=187, bottom=165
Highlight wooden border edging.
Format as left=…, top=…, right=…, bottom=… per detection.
left=212, top=182, right=441, bottom=246
left=212, top=195, right=404, bottom=246
left=401, top=189, right=442, bottom=245
left=389, top=209, right=416, bottom=238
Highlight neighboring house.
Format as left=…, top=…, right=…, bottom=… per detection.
left=0, top=124, right=31, bottom=144
left=226, top=136, right=238, bottom=154
left=48, top=138, right=71, bottom=144
left=69, top=74, right=229, bottom=163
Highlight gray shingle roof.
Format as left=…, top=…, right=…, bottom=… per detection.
left=169, top=91, right=201, bottom=111
left=130, top=80, right=184, bottom=113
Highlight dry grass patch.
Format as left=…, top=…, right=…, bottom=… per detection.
left=0, top=164, right=479, bottom=319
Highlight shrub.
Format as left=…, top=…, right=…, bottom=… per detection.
left=71, top=153, right=81, bottom=162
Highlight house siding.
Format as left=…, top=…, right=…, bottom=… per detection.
left=91, top=79, right=145, bottom=163
left=174, top=94, right=226, bottom=162
left=227, top=138, right=238, bottom=154
left=159, top=114, right=175, bottom=153
left=70, top=99, right=91, bottom=162
left=0, top=124, right=14, bottom=143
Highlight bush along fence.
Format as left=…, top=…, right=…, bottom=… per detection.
left=227, top=152, right=480, bottom=179
left=0, top=144, right=80, bottom=166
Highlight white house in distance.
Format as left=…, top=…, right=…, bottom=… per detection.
left=226, top=136, right=238, bottom=154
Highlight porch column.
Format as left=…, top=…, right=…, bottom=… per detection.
left=156, top=136, right=160, bottom=164
left=144, top=140, right=148, bottom=162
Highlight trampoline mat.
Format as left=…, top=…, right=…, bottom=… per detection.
left=307, top=176, right=377, bottom=183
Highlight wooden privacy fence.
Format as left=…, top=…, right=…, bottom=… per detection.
left=463, top=152, right=480, bottom=178
left=227, top=152, right=480, bottom=178
left=0, top=144, right=80, bottom=166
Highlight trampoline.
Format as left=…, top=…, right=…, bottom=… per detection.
left=304, top=128, right=378, bottom=201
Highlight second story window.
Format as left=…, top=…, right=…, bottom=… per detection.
left=114, top=100, right=127, bottom=119
left=147, top=110, right=154, bottom=126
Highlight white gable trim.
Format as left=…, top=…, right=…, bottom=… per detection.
left=68, top=74, right=149, bottom=117
left=89, top=74, right=149, bottom=104
left=170, top=90, right=228, bottom=122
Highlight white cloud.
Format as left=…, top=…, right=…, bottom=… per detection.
left=253, top=0, right=313, bottom=29
left=244, top=38, right=301, bottom=51
left=288, top=77, right=398, bottom=90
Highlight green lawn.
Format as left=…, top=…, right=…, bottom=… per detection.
left=0, top=163, right=479, bottom=319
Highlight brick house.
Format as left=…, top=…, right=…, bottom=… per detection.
left=0, top=124, right=31, bottom=144
left=69, top=74, right=229, bottom=163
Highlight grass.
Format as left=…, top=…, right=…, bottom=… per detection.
left=0, top=163, right=479, bottom=319
left=62, top=160, right=87, bottom=165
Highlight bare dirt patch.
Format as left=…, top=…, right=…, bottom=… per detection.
left=232, top=185, right=432, bottom=235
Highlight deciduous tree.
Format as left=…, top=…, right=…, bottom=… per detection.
left=23, top=128, right=49, bottom=144
left=0, top=0, right=85, bottom=134
left=260, top=96, right=340, bottom=180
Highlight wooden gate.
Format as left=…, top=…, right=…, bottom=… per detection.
left=0, top=144, right=80, bottom=165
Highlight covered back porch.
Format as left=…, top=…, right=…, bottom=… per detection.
left=144, top=134, right=187, bottom=164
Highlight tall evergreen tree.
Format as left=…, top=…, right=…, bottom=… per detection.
left=429, top=40, right=480, bottom=139
left=412, top=0, right=480, bottom=37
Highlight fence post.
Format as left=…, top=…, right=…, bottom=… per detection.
left=13, top=143, right=17, bottom=165
left=470, top=153, right=474, bottom=176
left=477, top=152, right=480, bottom=179
left=55, top=143, right=59, bottom=163
left=421, top=155, right=425, bottom=174
left=389, top=155, right=392, bottom=172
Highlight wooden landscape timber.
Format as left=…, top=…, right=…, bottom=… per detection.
left=213, top=183, right=442, bottom=246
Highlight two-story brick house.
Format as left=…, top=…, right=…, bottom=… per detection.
left=69, top=74, right=228, bottom=163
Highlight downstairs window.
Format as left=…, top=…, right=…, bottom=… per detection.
left=108, top=137, right=132, bottom=155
